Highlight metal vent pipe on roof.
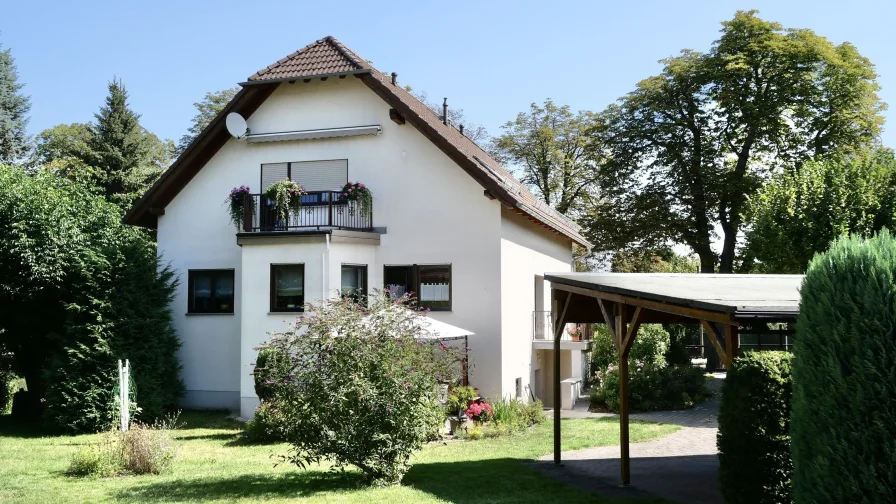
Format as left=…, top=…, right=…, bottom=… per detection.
left=442, top=98, right=448, bottom=125
left=391, top=72, right=397, bottom=85
left=460, top=124, right=464, bottom=136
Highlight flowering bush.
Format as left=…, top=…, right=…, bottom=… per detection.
left=226, top=185, right=253, bottom=229
left=340, top=181, right=373, bottom=216
left=465, top=400, right=494, bottom=422
left=264, top=179, right=305, bottom=221
left=262, top=293, right=467, bottom=486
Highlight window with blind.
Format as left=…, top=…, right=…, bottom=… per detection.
left=384, top=264, right=452, bottom=311
left=260, top=159, right=348, bottom=192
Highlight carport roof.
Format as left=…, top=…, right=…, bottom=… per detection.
left=544, top=272, right=803, bottom=320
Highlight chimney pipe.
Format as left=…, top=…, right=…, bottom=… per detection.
left=442, top=98, right=448, bottom=125
left=460, top=124, right=464, bottom=136
left=391, top=72, right=397, bottom=85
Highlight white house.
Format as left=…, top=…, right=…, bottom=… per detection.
left=126, top=36, right=592, bottom=419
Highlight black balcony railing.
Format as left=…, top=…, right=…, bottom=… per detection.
left=240, top=191, right=373, bottom=233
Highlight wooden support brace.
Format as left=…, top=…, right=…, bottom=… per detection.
left=621, top=306, right=644, bottom=357
left=700, top=320, right=728, bottom=367
left=597, top=298, right=619, bottom=350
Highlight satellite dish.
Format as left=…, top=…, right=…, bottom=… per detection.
left=226, top=112, right=249, bottom=139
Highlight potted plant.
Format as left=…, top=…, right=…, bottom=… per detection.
left=567, top=326, right=583, bottom=342
left=340, top=181, right=373, bottom=217
left=265, top=179, right=305, bottom=222
left=445, top=385, right=478, bottom=433
left=226, top=185, right=253, bottom=230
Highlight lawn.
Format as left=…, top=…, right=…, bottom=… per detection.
left=0, top=411, right=678, bottom=503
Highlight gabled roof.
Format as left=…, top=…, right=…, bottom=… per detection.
left=246, top=36, right=371, bottom=83
left=125, top=36, right=590, bottom=248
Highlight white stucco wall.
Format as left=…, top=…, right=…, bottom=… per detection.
left=159, top=77, right=505, bottom=412
left=499, top=208, right=573, bottom=402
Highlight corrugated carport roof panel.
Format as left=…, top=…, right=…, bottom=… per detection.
left=544, top=272, right=803, bottom=318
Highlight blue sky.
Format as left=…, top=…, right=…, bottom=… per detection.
left=4, top=0, right=895, bottom=147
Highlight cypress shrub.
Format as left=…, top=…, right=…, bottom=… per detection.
left=718, top=351, right=793, bottom=504
left=45, top=236, right=183, bottom=432
left=792, top=231, right=896, bottom=503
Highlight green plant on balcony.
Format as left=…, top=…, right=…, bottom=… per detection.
left=341, top=181, right=373, bottom=217
left=226, top=185, right=252, bottom=229
left=265, top=179, right=305, bottom=221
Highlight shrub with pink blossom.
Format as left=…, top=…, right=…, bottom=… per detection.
left=262, top=293, right=466, bottom=486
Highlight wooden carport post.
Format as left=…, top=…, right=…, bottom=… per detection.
left=552, top=292, right=571, bottom=465
left=616, top=303, right=643, bottom=485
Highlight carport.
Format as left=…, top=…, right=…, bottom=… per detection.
left=544, top=273, right=802, bottom=485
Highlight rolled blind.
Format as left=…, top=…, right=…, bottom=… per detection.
left=291, top=159, right=348, bottom=191
left=261, top=163, right=289, bottom=191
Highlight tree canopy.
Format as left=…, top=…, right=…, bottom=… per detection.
left=0, top=40, right=31, bottom=164
left=492, top=99, right=597, bottom=216
left=0, top=164, right=182, bottom=429
left=175, top=86, right=239, bottom=156
left=589, top=10, right=885, bottom=272
left=745, top=149, right=896, bottom=273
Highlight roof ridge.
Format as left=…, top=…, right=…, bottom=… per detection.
left=252, top=38, right=325, bottom=79
left=323, top=36, right=369, bottom=70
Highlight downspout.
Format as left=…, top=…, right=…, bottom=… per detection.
left=323, top=233, right=331, bottom=298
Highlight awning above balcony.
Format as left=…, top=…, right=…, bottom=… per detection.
left=246, top=125, right=382, bottom=144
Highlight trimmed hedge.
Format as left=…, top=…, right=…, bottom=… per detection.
left=718, top=351, right=793, bottom=504
left=253, top=346, right=291, bottom=401
left=792, top=231, right=896, bottom=503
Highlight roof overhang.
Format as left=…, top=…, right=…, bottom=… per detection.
left=545, top=272, right=803, bottom=324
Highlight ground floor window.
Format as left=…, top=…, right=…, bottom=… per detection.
left=271, top=264, right=304, bottom=312
left=188, top=269, right=234, bottom=314
left=384, top=264, right=452, bottom=311
left=341, top=264, right=368, bottom=302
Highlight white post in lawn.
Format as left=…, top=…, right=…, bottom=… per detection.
left=118, top=359, right=130, bottom=432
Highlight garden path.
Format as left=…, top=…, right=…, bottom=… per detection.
left=535, top=374, right=725, bottom=504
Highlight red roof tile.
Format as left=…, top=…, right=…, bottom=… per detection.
left=247, top=36, right=370, bottom=82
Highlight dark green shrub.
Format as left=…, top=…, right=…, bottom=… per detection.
left=44, top=238, right=184, bottom=433
left=792, top=231, right=896, bottom=503
left=663, top=324, right=696, bottom=367
left=590, top=324, right=670, bottom=376
left=718, top=351, right=793, bottom=504
left=590, top=363, right=709, bottom=413
left=244, top=401, right=288, bottom=442
left=253, top=347, right=291, bottom=401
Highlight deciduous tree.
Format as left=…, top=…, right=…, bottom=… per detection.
left=176, top=86, right=239, bottom=155
left=745, top=149, right=896, bottom=273
left=591, top=10, right=885, bottom=272
left=493, top=99, right=597, bottom=215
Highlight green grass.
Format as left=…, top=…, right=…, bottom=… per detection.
left=0, top=411, right=678, bottom=503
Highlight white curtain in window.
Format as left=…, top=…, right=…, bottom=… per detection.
left=420, top=282, right=449, bottom=301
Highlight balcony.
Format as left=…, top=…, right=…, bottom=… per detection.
left=239, top=191, right=373, bottom=233
left=532, top=311, right=593, bottom=350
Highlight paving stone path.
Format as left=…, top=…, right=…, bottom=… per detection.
left=534, top=374, right=725, bottom=504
